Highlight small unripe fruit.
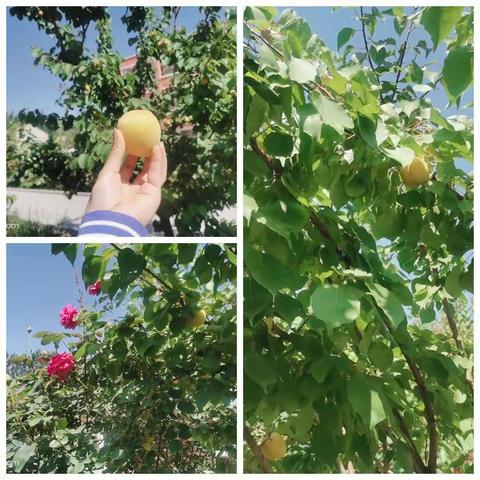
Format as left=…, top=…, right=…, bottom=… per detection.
left=117, top=109, right=161, bottom=158
left=400, top=156, right=430, bottom=187
left=261, top=432, right=287, bottom=460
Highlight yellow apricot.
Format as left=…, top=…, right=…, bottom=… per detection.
left=400, top=156, right=430, bottom=187
left=261, top=432, right=287, bottom=460
left=188, top=310, right=207, bottom=328
left=117, top=109, right=161, bottom=158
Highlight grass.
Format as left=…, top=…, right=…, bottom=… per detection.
left=6, top=215, right=75, bottom=237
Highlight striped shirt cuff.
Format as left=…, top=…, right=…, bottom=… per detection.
left=78, top=211, right=149, bottom=237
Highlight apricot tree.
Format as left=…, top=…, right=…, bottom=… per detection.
left=244, top=7, right=473, bottom=473
left=8, top=7, right=236, bottom=235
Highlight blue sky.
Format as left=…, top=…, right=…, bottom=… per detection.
left=7, top=244, right=97, bottom=354
left=7, top=7, right=220, bottom=114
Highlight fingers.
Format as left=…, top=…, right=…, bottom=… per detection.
left=133, top=142, right=167, bottom=188
left=99, top=128, right=126, bottom=176
left=120, top=154, right=139, bottom=183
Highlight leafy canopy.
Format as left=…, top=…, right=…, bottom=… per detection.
left=244, top=6, right=473, bottom=474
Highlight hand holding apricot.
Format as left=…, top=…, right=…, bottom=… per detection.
left=85, top=128, right=167, bottom=226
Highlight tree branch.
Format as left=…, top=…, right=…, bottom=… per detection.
left=250, top=137, right=282, bottom=179
left=244, top=426, right=272, bottom=473
left=359, top=7, right=384, bottom=102
left=250, top=138, right=333, bottom=242
left=419, top=75, right=443, bottom=100
left=392, top=9, right=417, bottom=101
left=442, top=298, right=462, bottom=349
left=392, top=408, right=428, bottom=472
left=376, top=307, right=437, bottom=472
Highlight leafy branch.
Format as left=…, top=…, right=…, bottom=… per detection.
left=359, top=7, right=384, bottom=103
left=244, top=21, right=335, bottom=101
left=373, top=304, right=437, bottom=472
left=392, top=8, right=418, bottom=101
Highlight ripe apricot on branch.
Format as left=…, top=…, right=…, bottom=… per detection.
left=261, top=432, right=287, bottom=460
left=117, top=109, right=161, bottom=158
left=188, top=310, right=207, bottom=328
left=400, top=156, right=430, bottom=187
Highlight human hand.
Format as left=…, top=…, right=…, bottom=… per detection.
left=85, top=128, right=167, bottom=226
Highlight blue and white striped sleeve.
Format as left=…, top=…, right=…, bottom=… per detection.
left=78, top=210, right=149, bottom=237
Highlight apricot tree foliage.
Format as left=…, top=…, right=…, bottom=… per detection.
left=244, top=7, right=473, bottom=473
left=7, top=243, right=236, bottom=473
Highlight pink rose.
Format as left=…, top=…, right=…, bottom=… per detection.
left=47, top=353, right=75, bottom=381
left=59, top=304, right=78, bottom=329
left=87, top=281, right=102, bottom=296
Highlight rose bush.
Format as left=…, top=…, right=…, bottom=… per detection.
left=7, top=242, right=237, bottom=473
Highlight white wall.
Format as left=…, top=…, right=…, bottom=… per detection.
left=7, top=187, right=237, bottom=236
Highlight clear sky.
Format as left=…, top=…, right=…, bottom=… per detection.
left=7, top=244, right=98, bottom=354
left=7, top=7, right=222, bottom=114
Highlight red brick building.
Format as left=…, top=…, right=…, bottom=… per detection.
left=120, top=55, right=174, bottom=92
left=120, top=55, right=192, bottom=134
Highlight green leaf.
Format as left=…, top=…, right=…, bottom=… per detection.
left=55, top=417, right=68, bottom=430
left=246, top=94, right=267, bottom=141
left=245, top=248, right=304, bottom=295
left=311, top=285, right=362, bottom=331
left=369, top=390, right=386, bottom=428
left=244, top=194, right=259, bottom=222
left=82, top=255, right=104, bottom=288
left=244, top=277, right=272, bottom=321
left=356, top=115, right=378, bottom=150
left=263, top=132, right=294, bottom=156
left=51, top=244, right=77, bottom=266
left=256, top=200, right=310, bottom=238
left=274, top=293, right=304, bottom=324
left=13, top=442, right=37, bottom=472
left=177, top=244, right=197, bottom=264
left=369, top=283, right=406, bottom=328
left=368, top=342, right=393, bottom=369
left=75, top=342, right=91, bottom=361
left=442, top=46, right=473, bottom=100
left=347, top=376, right=386, bottom=429
left=421, top=7, right=463, bottom=50
left=311, top=92, right=353, bottom=134
left=347, top=374, right=370, bottom=422
left=337, top=27, right=355, bottom=50
left=28, top=415, right=43, bottom=427
left=310, top=358, right=330, bottom=383
left=383, top=146, right=415, bottom=167
left=117, top=248, right=146, bottom=276
left=288, top=57, right=317, bottom=84
left=244, top=353, right=277, bottom=388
